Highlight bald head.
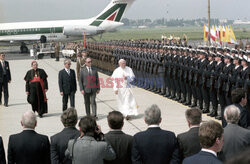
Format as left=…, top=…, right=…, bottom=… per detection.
left=21, top=111, right=37, bottom=129
left=118, top=59, right=126, bottom=68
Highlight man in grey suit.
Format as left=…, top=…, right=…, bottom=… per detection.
left=79, top=57, right=100, bottom=118
left=219, top=105, right=250, bottom=162
left=65, top=116, right=116, bottom=164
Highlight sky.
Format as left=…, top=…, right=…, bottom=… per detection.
left=0, top=0, right=249, bottom=23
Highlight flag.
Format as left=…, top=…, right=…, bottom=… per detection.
left=210, top=26, right=217, bottom=42
left=204, top=25, right=209, bottom=42
left=225, top=25, right=230, bottom=43
left=220, top=26, right=226, bottom=42
left=226, top=25, right=237, bottom=44
left=229, top=25, right=237, bottom=44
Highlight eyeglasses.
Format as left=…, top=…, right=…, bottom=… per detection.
left=87, top=61, right=92, bottom=63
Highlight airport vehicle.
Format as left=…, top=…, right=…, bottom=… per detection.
left=0, top=0, right=135, bottom=53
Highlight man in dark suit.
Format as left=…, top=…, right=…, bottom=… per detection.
left=8, top=111, right=50, bottom=164
left=219, top=105, right=250, bottom=162
left=79, top=57, right=100, bottom=118
left=0, top=136, right=6, bottom=164
left=183, top=120, right=223, bottom=164
left=231, top=88, right=250, bottom=128
left=131, top=104, right=179, bottom=164
left=177, top=108, right=202, bottom=161
left=104, top=111, right=133, bottom=164
left=50, top=108, right=80, bottom=164
left=59, top=59, right=77, bottom=111
left=0, top=53, right=11, bottom=107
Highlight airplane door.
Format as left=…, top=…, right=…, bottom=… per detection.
left=49, top=27, right=57, bottom=41
left=50, top=27, right=56, bottom=33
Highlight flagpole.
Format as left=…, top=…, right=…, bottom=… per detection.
left=208, top=0, right=211, bottom=46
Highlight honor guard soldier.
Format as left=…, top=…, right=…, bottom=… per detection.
left=76, top=49, right=87, bottom=81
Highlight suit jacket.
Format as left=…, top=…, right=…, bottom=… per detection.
left=8, top=130, right=50, bottom=164
left=219, top=124, right=250, bottom=161
left=131, top=127, right=179, bottom=164
left=79, top=66, right=100, bottom=94
left=205, top=61, right=216, bottom=88
left=177, top=127, right=201, bottom=161
left=65, top=136, right=116, bottom=164
left=214, top=62, right=224, bottom=89
left=58, top=69, right=77, bottom=95
left=0, top=60, right=11, bottom=83
left=104, top=130, right=133, bottom=164
left=183, top=151, right=222, bottom=164
left=234, top=103, right=250, bottom=129
left=50, top=127, right=80, bottom=164
left=0, top=136, right=6, bottom=164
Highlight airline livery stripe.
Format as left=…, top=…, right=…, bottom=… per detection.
left=97, top=4, right=127, bottom=21
left=0, top=27, right=63, bottom=36
left=114, top=4, right=127, bottom=22
left=90, top=21, right=103, bottom=27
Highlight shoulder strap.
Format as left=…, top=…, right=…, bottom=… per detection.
left=70, top=138, right=78, bottom=163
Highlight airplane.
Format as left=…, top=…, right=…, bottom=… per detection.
left=0, top=0, right=135, bottom=53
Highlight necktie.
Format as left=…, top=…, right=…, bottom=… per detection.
left=88, top=67, right=92, bottom=75
left=2, top=61, right=6, bottom=74
left=67, top=69, right=70, bottom=75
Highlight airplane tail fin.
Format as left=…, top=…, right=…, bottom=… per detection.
left=90, top=0, right=135, bottom=26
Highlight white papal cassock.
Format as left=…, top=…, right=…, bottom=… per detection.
left=111, top=66, right=138, bottom=117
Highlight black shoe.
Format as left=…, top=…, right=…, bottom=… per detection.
left=202, top=109, right=210, bottom=113
left=215, top=116, right=222, bottom=120
left=38, top=114, right=43, bottom=118
left=126, top=116, right=131, bottom=120
left=184, top=102, right=191, bottom=106
left=208, top=111, right=217, bottom=117
left=164, top=94, right=170, bottom=97
left=4, top=104, right=8, bottom=107
left=190, top=104, right=197, bottom=107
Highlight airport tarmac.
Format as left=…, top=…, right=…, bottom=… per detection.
left=0, top=52, right=215, bottom=155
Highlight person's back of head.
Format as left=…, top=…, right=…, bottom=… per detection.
left=144, top=104, right=161, bottom=125
left=21, top=111, right=37, bottom=129
left=107, top=111, right=124, bottom=130
left=61, top=107, right=78, bottom=128
left=224, top=105, right=240, bottom=124
left=185, top=108, right=202, bottom=127
left=199, top=121, right=224, bottom=152
left=79, top=116, right=97, bottom=137
left=231, top=88, right=247, bottom=105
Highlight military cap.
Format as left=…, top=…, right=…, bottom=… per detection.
left=208, top=52, right=216, bottom=57
left=242, top=55, right=248, bottom=63
left=191, top=49, right=196, bottom=54
left=216, top=47, right=223, bottom=51
left=239, top=49, right=246, bottom=54
left=216, top=52, right=223, bottom=58
left=81, top=48, right=87, bottom=52
left=231, top=48, right=237, bottom=53
left=225, top=53, right=234, bottom=60
left=224, top=47, right=230, bottom=52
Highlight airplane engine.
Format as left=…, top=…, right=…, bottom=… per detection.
left=63, top=26, right=101, bottom=36
left=40, top=35, right=47, bottom=43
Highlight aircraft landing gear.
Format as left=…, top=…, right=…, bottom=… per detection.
left=20, top=43, right=28, bottom=53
